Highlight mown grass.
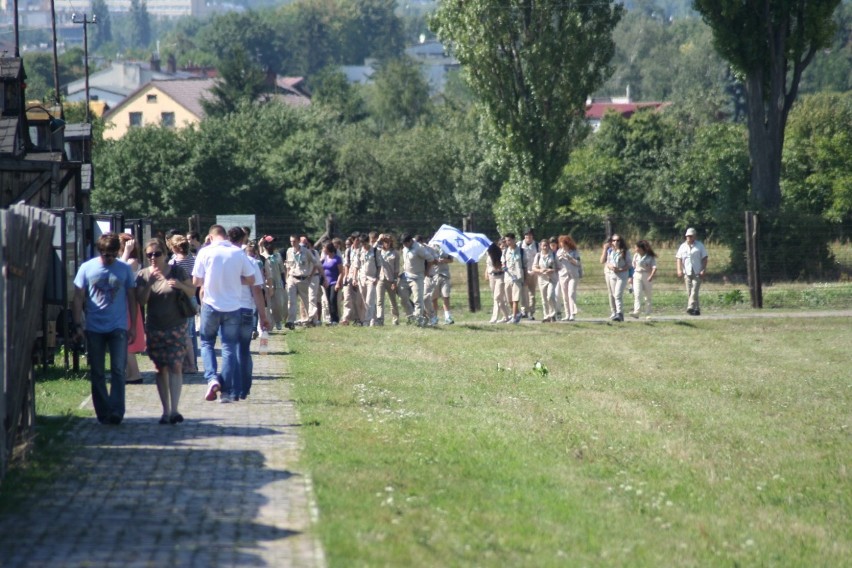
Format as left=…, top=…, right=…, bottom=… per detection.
left=0, top=366, right=90, bottom=512
left=289, top=317, right=850, bottom=566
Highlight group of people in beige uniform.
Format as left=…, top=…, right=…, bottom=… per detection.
left=250, top=226, right=708, bottom=329
left=486, top=228, right=708, bottom=323
left=254, top=231, right=456, bottom=329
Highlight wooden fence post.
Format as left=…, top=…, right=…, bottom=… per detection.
left=745, top=211, right=763, bottom=308
left=0, top=210, right=6, bottom=480
left=463, top=216, right=481, bottom=313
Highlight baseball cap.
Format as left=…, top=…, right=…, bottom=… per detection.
left=685, top=228, right=697, bottom=236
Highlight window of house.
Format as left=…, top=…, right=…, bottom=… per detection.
left=129, top=112, right=143, bottom=127
left=161, top=112, right=175, bottom=128
left=146, top=94, right=157, bottom=103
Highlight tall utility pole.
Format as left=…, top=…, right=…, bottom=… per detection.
left=71, top=13, right=97, bottom=123
left=50, top=0, right=61, bottom=103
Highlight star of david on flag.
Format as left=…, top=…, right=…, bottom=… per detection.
left=428, top=224, right=492, bottom=264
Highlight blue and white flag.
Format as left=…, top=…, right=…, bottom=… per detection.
left=428, top=224, right=492, bottom=264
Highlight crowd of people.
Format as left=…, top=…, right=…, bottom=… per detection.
left=484, top=228, right=703, bottom=324
left=70, top=224, right=708, bottom=424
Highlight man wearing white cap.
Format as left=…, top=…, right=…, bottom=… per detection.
left=676, top=228, right=708, bottom=315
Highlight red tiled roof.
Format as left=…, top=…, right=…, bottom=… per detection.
left=585, top=102, right=668, bottom=120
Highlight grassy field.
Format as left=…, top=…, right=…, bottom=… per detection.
left=288, top=316, right=850, bottom=566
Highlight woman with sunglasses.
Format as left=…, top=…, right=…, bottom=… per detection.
left=136, top=239, right=196, bottom=424
left=604, top=235, right=630, bottom=321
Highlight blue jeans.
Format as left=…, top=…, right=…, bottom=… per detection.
left=86, top=329, right=128, bottom=423
left=199, top=304, right=241, bottom=397
left=187, top=316, right=198, bottom=369
left=237, top=308, right=255, bottom=398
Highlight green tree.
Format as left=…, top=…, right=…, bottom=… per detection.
left=432, top=0, right=624, bottom=232
left=344, top=0, right=406, bottom=62
left=90, top=0, right=113, bottom=49
left=311, top=66, right=368, bottom=123
left=127, top=0, right=151, bottom=49
left=198, top=10, right=285, bottom=76
left=556, top=108, right=674, bottom=236
left=159, top=17, right=215, bottom=68
left=201, top=47, right=268, bottom=117
left=782, top=92, right=852, bottom=224
left=365, top=57, right=432, bottom=129
left=799, top=2, right=852, bottom=93
left=277, top=0, right=353, bottom=76
left=22, top=53, right=56, bottom=102
left=694, top=0, right=842, bottom=211
left=92, top=126, right=196, bottom=218
left=651, top=122, right=750, bottom=245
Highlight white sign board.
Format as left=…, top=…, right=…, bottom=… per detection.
left=216, top=215, right=257, bottom=239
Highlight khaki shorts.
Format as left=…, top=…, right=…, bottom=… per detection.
left=435, top=274, right=451, bottom=298
left=508, top=279, right=523, bottom=302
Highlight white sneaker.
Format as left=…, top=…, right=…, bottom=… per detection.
left=444, top=316, right=455, bottom=325
left=204, top=381, right=220, bottom=402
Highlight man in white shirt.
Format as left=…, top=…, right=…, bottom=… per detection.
left=192, top=225, right=259, bottom=403
left=675, top=227, right=709, bottom=316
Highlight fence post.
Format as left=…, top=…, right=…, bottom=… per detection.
left=188, top=214, right=200, bottom=235
left=463, top=216, right=481, bottom=313
left=0, top=210, right=6, bottom=480
left=745, top=211, right=763, bottom=308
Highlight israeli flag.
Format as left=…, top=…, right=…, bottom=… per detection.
left=428, top=224, right=492, bottom=264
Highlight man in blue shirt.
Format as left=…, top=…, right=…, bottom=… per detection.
left=72, top=233, right=138, bottom=425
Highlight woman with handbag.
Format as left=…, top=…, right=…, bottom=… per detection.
left=168, top=235, right=199, bottom=373
left=136, top=238, right=196, bottom=424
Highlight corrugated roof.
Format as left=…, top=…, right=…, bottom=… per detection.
left=152, top=78, right=217, bottom=120
left=0, top=116, right=21, bottom=155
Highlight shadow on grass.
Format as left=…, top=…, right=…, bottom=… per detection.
left=0, top=413, right=92, bottom=519
left=461, top=324, right=506, bottom=332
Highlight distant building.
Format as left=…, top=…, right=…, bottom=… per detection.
left=585, top=90, right=670, bottom=132
left=64, top=57, right=200, bottom=109
left=340, top=40, right=460, bottom=95
left=51, top=0, right=209, bottom=19
left=404, top=39, right=459, bottom=94
left=103, top=76, right=311, bottom=140
left=103, top=78, right=216, bottom=140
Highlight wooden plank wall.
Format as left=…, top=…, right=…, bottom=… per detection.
left=0, top=204, right=56, bottom=482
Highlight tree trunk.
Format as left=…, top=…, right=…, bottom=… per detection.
left=744, top=69, right=784, bottom=211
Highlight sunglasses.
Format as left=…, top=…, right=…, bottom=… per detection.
left=146, top=251, right=164, bottom=259
left=101, top=252, right=118, bottom=259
